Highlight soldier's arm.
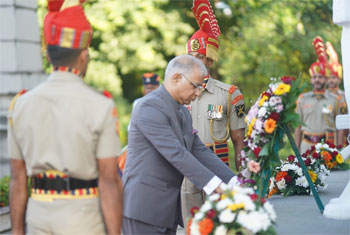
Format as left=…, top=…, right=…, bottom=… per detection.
left=294, top=126, right=302, bottom=151
left=9, top=159, right=28, bottom=235
left=98, top=157, right=123, bottom=235
left=230, top=129, right=244, bottom=171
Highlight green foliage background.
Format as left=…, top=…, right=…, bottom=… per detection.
left=37, top=0, right=342, bottom=147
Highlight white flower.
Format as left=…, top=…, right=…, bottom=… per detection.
left=269, top=177, right=275, bottom=191
left=219, top=209, right=236, bottom=223
left=237, top=210, right=271, bottom=233
left=200, top=201, right=212, bottom=212
left=315, top=143, right=322, bottom=151
left=296, top=168, right=303, bottom=176
left=296, top=176, right=309, bottom=188
left=219, top=183, right=229, bottom=191
left=234, top=193, right=256, bottom=211
left=263, top=202, right=277, bottom=221
left=190, top=220, right=200, bottom=235
left=281, top=164, right=291, bottom=171
left=194, top=211, right=204, bottom=221
left=214, top=225, right=228, bottom=235
left=258, top=107, right=267, bottom=117
left=276, top=178, right=287, bottom=190
left=209, top=193, right=220, bottom=202
left=241, top=168, right=251, bottom=178
left=216, top=198, right=233, bottom=211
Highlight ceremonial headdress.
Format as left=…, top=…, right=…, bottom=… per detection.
left=186, top=0, right=221, bottom=61
left=309, top=36, right=330, bottom=77
left=326, top=42, right=342, bottom=79
left=142, top=73, right=161, bottom=85
left=44, top=0, right=92, bottom=49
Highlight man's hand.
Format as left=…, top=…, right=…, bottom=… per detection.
left=98, top=157, right=123, bottom=235
left=10, top=159, right=28, bottom=235
left=230, top=128, right=245, bottom=171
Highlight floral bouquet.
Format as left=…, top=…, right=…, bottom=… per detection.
left=268, top=153, right=330, bottom=197
left=240, top=76, right=305, bottom=196
left=187, top=184, right=276, bottom=235
left=304, top=142, right=349, bottom=171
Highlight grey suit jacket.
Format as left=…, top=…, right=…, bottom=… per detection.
left=123, top=85, right=235, bottom=229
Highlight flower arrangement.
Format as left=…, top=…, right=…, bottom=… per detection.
left=187, top=184, right=276, bottom=235
left=240, top=76, right=305, bottom=196
left=304, top=142, right=349, bottom=170
left=268, top=153, right=330, bottom=197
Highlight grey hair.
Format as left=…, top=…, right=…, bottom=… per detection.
left=164, top=55, right=207, bottom=81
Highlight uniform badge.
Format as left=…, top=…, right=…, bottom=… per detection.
left=207, top=104, right=213, bottom=119
left=191, top=39, right=200, bottom=51
left=340, top=106, right=347, bottom=114
left=322, top=104, right=332, bottom=114
left=236, top=104, right=245, bottom=117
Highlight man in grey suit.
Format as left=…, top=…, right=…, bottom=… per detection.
left=123, top=55, right=237, bottom=234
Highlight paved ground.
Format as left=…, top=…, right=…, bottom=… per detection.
left=178, top=170, right=350, bottom=235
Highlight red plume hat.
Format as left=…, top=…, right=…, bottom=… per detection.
left=309, top=36, right=330, bottom=77
left=44, top=0, right=92, bottom=49
left=186, top=0, right=221, bottom=61
left=326, top=42, right=342, bottom=79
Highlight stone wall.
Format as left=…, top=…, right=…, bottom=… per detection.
left=0, top=0, right=45, bottom=177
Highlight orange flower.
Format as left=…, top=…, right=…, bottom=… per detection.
left=199, top=218, right=214, bottom=235
left=332, top=161, right=337, bottom=167
left=264, top=118, right=277, bottom=134
left=275, top=171, right=288, bottom=182
left=268, top=186, right=279, bottom=198
left=321, top=151, right=332, bottom=162
left=186, top=218, right=192, bottom=235
left=326, top=162, right=333, bottom=169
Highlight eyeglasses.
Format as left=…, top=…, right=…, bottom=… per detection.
left=181, top=73, right=204, bottom=92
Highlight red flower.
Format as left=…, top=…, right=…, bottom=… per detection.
left=304, top=158, right=311, bottom=166
left=250, top=194, right=259, bottom=201
left=261, top=197, right=266, bottom=204
left=281, top=76, right=295, bottom=84
left=337, top=144, right=343, bottom=149
left=331, top=151, right=338, bottom=158
left=190, top=206, right=199, bottom=217
left=261, top=91, right=271, bottom=98
left=206, top=209, right=216, bottom=219
left=312, top=152, right=319, bottom=159
left=288, top=155, right=295, bottom=162
left=253, top=147, right=261, bottom=158
left=284, top=175, right=292, bottom=183
left=310, top=146, right=316, bottom=152
left=268, top=112, right=280, bottom=122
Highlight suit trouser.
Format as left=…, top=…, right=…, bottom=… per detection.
left=180, top=177, right=206, bottom=223
left=26, top=198, right=106, bottom=235
left=123, top=216, right=176, bottom=235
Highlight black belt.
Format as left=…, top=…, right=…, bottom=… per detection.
left=303, top=134, right=326, bottom=143
left=31, top=176, right=98, bottom=192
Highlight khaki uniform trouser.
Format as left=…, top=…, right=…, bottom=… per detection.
left=181, top=177, right=206, bottom=223
left=26, top=197, right=106, bottom=235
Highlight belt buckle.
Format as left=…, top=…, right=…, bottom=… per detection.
left=63, top=177, right=71, bottom=191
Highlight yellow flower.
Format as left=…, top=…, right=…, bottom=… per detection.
left=308, top=170, right=317, bottom=183
left=259, top=95, right=269, bottom=107
left=264, top=118, right=276, bottom=134
left=247, top=118, right=256, bottom=137
left=336, top=154, right=344, bottom=164
left=227, top=203, right=245, bottom=211
left=221, top=195, right=227, bottom=200
left=273, top=83, right=291, bottom=95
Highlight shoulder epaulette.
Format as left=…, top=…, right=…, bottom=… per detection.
left=102, top=90, right=113, bottom=99
left=214, top=79, right=232, bottom=91
left=8, top=89, right=27, bottom=128
left=228, top=85, right=237, bottom=94
left=232, top=94, right=244, bottom=105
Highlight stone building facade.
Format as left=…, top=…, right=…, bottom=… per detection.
left=0, top=0, right=45, bottom=177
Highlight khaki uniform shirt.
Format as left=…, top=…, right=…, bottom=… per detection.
left=8, top=71, right=121, bottom=180
left=187, top=77, right=246, bottom=144
left=296, top=90, right=343, bottom=134
left=329, top=88, right=348, bottom=115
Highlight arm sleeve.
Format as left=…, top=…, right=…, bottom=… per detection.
left=135, top=104, right=216, bottom=190
left=96, top=101, right=122, bottom=158
left=229, top=89, right=246, bottom=130
left=7, top=122, right=24, bottom=160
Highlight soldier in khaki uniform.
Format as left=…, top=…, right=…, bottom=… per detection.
left=295, top=36, right=345, bottom=154
left=326, top=42, right=348, bottom=145
left=8, top=1, right=123, bottom=234
left=181, top=0, right=245, bottom=221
